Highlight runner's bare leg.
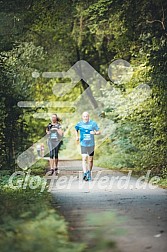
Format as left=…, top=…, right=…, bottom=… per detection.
left=54, top=158, right=58, bottom=169
left=88, top=156, right=93, bottom=171
left=49, top=159, right=54, bottom=169
left=82, top=154, right=88, bottom=173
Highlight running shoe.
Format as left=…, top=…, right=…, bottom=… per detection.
left=48, top=169, right=54, bottom=176
left=54, top=168, right=58, bottom=175
left=87, top=170, right=91, bottom=181
left=83, top=172, right=88, bottom=181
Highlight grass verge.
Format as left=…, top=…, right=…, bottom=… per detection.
left=94, top=159, right=167, bottom=188
left=0, top=170, right=85, bottom=252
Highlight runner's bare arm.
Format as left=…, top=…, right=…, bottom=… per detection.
left=75, top=130, right=79, bottom=141
left=90, top=130, right=100, bottom=135
left=94, top=130, right=100, bottom=135
left=46, top=127, right=50, bottom=134
left=57, top=127, right=64, bottom=136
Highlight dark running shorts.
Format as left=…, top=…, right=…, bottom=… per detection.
left=48, top=140, right=61, bottom=159
left=81, top=146, right=94, bottom=156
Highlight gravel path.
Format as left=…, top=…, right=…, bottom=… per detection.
left=49, top=160, right=167, bottom=252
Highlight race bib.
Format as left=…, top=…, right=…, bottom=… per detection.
left=83, top=133, right=91, bottom=141
left=50, top=132, right=58, bottom=139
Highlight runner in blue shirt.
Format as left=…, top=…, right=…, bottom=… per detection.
left=75, top=111, right=100, bottom=181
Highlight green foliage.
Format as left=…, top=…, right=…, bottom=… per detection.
left=0, top=42, right=45, bottom=170
left=0, top=211, right=85, bottom=252
left=29, top=159, right=48, bottom=175
left=0, top=180, right=85, bottom=252
left=1, top=0, right=167, bottom=176
left=0, top=2, right=167, bottom=252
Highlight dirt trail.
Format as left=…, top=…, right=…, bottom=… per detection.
left=49, top=160, right=167, bottom=252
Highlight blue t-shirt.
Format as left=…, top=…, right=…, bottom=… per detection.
left=75, top=120, right=99, bottom=147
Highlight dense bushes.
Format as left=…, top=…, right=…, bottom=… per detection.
left=0, top=172, right=85, bottom=252
left=0, top=0, right=166, bottom=179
